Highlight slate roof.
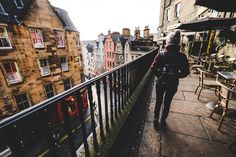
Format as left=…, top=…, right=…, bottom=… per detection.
left=53, top=7, right=78, bottom=32
left=120, top=35, right=135, bottom=51
left=111, top=32, right=121, bottom=43
left=0, top=0, right=78, bottom=32
left=0, top=0, right=34, bottom=24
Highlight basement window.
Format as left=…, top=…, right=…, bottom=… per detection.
left=0, top=26, right=12, bottom=49
left=14, top=92, right=31, bottom=111
left=14, top=0, right=24, bottom=9
left=3, top=62, right=23, bottom=84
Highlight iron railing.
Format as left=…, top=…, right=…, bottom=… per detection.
left=0, top=48, right=158, bottom=157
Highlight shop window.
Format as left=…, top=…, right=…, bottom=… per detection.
left=30, top=29, right=44, bottom=48
left=38, top=59, right=50, bottom=76
left=14, top=93, right=31, bottom=111
left=54, top=30, right=65, bottom=48
left=3, top=62, right=22, bottom=84
left=60, top=56, right=68, bottom=71
left=44, top=83, right=55, bottom=98
left=0, top=26, right=12, bottom=49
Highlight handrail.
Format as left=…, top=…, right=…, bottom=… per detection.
left=0, top=48, right=158, bottom=157
left=0, top=48, right=158, bottom=129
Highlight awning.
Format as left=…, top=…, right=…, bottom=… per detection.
left=195, top=0, right=236, bottom=12
left=177, top=17, right=236, bottom=31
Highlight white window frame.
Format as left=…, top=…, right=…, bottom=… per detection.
left=60, top=56, right=69, bottom=72
left=38, top=59, right=50, bottom=76
left=3, top=62, right=23, bottom=84
left=14, top=0, right=24, bottom=9
left=0, top=26, right=12, bottom=49
left=0, top=3, right=8, bottom=15
left=14, top=92, right=31, bottom=111
left=174, top=3, right=180, bottom=18
left=166, top=8, right=171, bottom=22
left=44, top=83, right=55, bottom=98
left=63, top=78, right=72, bottom=90
left=30, top=28, right=45, bottom=48
left=54, top=30, right=65, bottom=48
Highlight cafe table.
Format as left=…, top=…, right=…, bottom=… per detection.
left=217, top=71, right=236, bottom=82
left=206, top=71, right=236, bottom=110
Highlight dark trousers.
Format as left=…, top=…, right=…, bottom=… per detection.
left=154, top=83, right=177, bottom=122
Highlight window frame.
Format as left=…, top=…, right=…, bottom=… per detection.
left=29, top=28, right=45, bottom=49
left=76, top=34, right=80, bottom=48
left=3, top=61, right=23, bottom=84
left=174, top=3, right=180, bottom=19
left=0, top=3, right=8, bottom=15
left=14, top=0, right=24, bottom=9
left=166, top=8, right=171, bottom=22
left=0, top=26, right=12, bottom=49
left=44, top=83, right=56, bottom=99
left=14, top=92, right=31, bottom=112
left=60, top=56, right=69, bottom=72
left=54, top=30, right=65, bottom=48
left=63, top=78, right=72, bottom=90
left=38, top=59, right=50, bottom=76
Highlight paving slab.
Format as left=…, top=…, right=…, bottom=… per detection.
left=170, top=99, right=211, bottom=117
left=165, top=112, right=209, bottom=139
left=161, top=131, right=235, bottom=157
left=201, top=117, right=236, bottom=144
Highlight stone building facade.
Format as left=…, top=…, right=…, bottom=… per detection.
left=104, top=30, right=115, bottom=72
left=158, top=0, right=200, bottom=39
left=0, top=0, right=83, bottom=119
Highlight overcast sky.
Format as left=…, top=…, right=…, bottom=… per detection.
left=49, top=0, right=160, bottom=40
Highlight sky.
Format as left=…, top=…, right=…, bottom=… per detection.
left=49, top=0, right=160, bottom=40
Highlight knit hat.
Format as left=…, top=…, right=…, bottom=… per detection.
left=166, top=30, right=181, bottom=46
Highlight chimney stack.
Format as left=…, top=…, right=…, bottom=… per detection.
left=143, top=26, right=150, bottom=38
left=134, top=27, right=141, bottom=40
left=122, top=28, right=130, bottom=37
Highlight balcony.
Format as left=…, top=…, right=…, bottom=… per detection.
left=0, top=48, right=236, bottom=157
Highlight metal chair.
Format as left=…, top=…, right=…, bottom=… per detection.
left=195, top=68, right=218, bottom=100
left=209, top=81, right=236, bottom=130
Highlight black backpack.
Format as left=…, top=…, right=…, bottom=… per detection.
left=155, top=52, right=179, bottom=86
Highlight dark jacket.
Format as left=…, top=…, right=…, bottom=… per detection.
left=151, top=50, right=190, bottom=85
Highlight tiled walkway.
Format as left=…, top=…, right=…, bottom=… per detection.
left=138, top=73, right=236, bottom=157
